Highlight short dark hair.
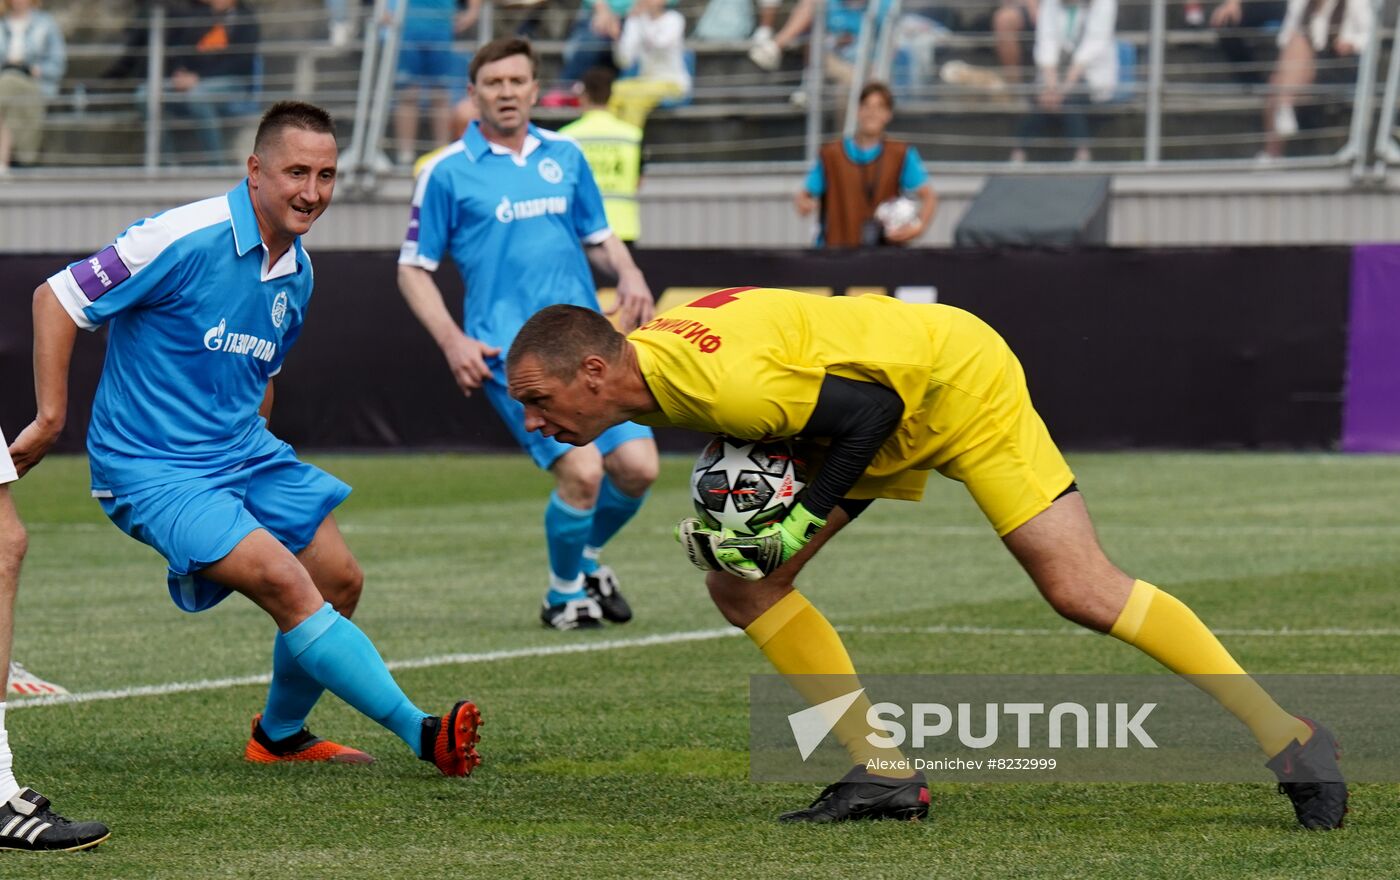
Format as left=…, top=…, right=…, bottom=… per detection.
left=508, top=305, right=624, bottom=380
left=254, top=101, right=336, bottom=155
left=580, top=67, right=615, bottom=106
left=859, top=81, right=894, bottom=112
left=469, top=37, right=538, bottom=84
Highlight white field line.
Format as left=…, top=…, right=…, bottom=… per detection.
left=7, top=627, right=742, bottom=712
left=26, top=522, right=1400, bottom=538
left=843, top=625, right=1400, bottom=638
left=12, top=621, right=1397, bottom=712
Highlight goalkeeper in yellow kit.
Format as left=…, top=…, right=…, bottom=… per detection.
left=505, top=286, right=1346, bottom=829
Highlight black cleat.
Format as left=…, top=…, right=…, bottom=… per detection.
left=0, top=789, right=110, bottom=852
left=778, top=766, right=930, bottom=823
left=1266, top=717, right=1348, bottom=830
left=583, top=565, right=633, bottom=624
left=540, top=595, right=604, bottom=631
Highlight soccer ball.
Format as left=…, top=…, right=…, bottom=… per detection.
left=690, top=437, right=808, bottom=534
left=875, top=196, right=920, bottom=235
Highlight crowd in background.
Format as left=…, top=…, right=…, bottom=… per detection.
left=0, top=0, right=1382, bottom=172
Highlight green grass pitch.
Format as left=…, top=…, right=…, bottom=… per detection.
left=7, top=451, right=1400, bottom=878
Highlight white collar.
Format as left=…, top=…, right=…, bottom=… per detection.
left=486, top=133, right=542, bottom=167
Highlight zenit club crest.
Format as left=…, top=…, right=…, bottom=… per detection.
left=271, top=290, right=288, bottom=328
left=538, top=158, right=564, bottom=184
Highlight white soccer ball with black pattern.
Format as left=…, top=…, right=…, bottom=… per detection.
left=690, top=437, right=808, bottom=535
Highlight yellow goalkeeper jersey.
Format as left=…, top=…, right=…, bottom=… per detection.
left=629, top=286, right=1072, bottom=526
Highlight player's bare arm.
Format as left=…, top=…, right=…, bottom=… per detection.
left=397, top=264, right=501, bottom=395
left=588, top=235, right=654, bottom=330
left=8, top=283, right=78, bottom=477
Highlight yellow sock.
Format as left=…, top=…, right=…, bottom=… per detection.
left=746, top=590, right=912, bottom=777
left=1110, top=580, right=1311, bottom=757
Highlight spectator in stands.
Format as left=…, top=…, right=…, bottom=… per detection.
left=389, top=0, right=479, bottom=167
left=102, top=0, right=155, bottom=84
left=162, top=0, right=261, bottom=164
left=992, top=0, right=1037, bottom=86
left=750, top=0, right=950, bottom=105
left=690, top=0, right=767, bottom=43
left=560, top=67, right=644, bottom=244
left=610, top=0, right=690, bottom=127
left=412, top=94, right=477, bottom=176
left=327, top=0, right=353, bottom=47
left=548, top=0, right=632, bottom=106
left=1259, top=0, right=1371, bottom=159
left=1010, top=0, right=1117, bottom=163
left=0, top=0, right=65, bottom=175
left=750, top=0, right=886, bottom=87
left=794, top=81, right=937, bottom=248
left=1208, top=0, right=1288, bottom=85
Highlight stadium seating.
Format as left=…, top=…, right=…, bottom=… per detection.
left=34, top=0, right=1392, bottom=166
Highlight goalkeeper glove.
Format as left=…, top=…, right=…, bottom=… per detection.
left=675, top=517, right=765, bottom=580
left=675, top=504, right=827, bottom=582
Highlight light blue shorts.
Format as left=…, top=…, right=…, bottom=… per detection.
left=395, top=39, right=460, bottom=90
left=482, top=359, right=653, bottom=470
left=98, top=443, right=350, bottom=613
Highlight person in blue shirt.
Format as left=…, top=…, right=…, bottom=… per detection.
left=398, top=37, right=658, bottom=632
left=386, top=0, right=481, bottom=166
left=794, top=81, right=938, bottom=248
left=9, top=101, right=482, bottom=778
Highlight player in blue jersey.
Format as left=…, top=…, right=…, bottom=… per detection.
left=398, top=37, right=659, bottom=632
left=9, top=101, right=482, bottom=778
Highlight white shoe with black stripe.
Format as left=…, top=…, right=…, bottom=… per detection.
left=0, top=788, right=110, bottom=852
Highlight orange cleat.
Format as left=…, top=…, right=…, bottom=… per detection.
left=421, top=700, right=482, bottom=777
left=244, top=714, right=376, bottom=765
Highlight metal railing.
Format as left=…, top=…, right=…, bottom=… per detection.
left=15, top=0, right=1400, bottom=178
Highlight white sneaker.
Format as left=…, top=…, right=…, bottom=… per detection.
left=1273, top=105, right=1298, bottom=138
left=329, top=21, right=352, bottom=48
left=751, top=25, right=774, bottom=44
left=7, top=661, right=69, bottom=696
left=748, top=38, right=782, bottom=72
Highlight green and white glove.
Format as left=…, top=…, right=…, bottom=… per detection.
left=675, top=503, right=827, bottom=582
left=715, top=502, right=827, bottom=580
left=675, top=517, right=757, bottom=579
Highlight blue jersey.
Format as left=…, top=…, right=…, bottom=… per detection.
left=388, top=0, right=457, bottom=41
left=398, top=120, right=612, bottom=350
left=47, top=180, right=314, bottom=496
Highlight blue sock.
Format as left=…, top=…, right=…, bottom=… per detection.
left=545, top=491, right=592, bottom=605
left=283, top=603, right=430, bottom=757
left=584, top=477, right=647, bottom=568
left=259, top=632, right=326, bottom=740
